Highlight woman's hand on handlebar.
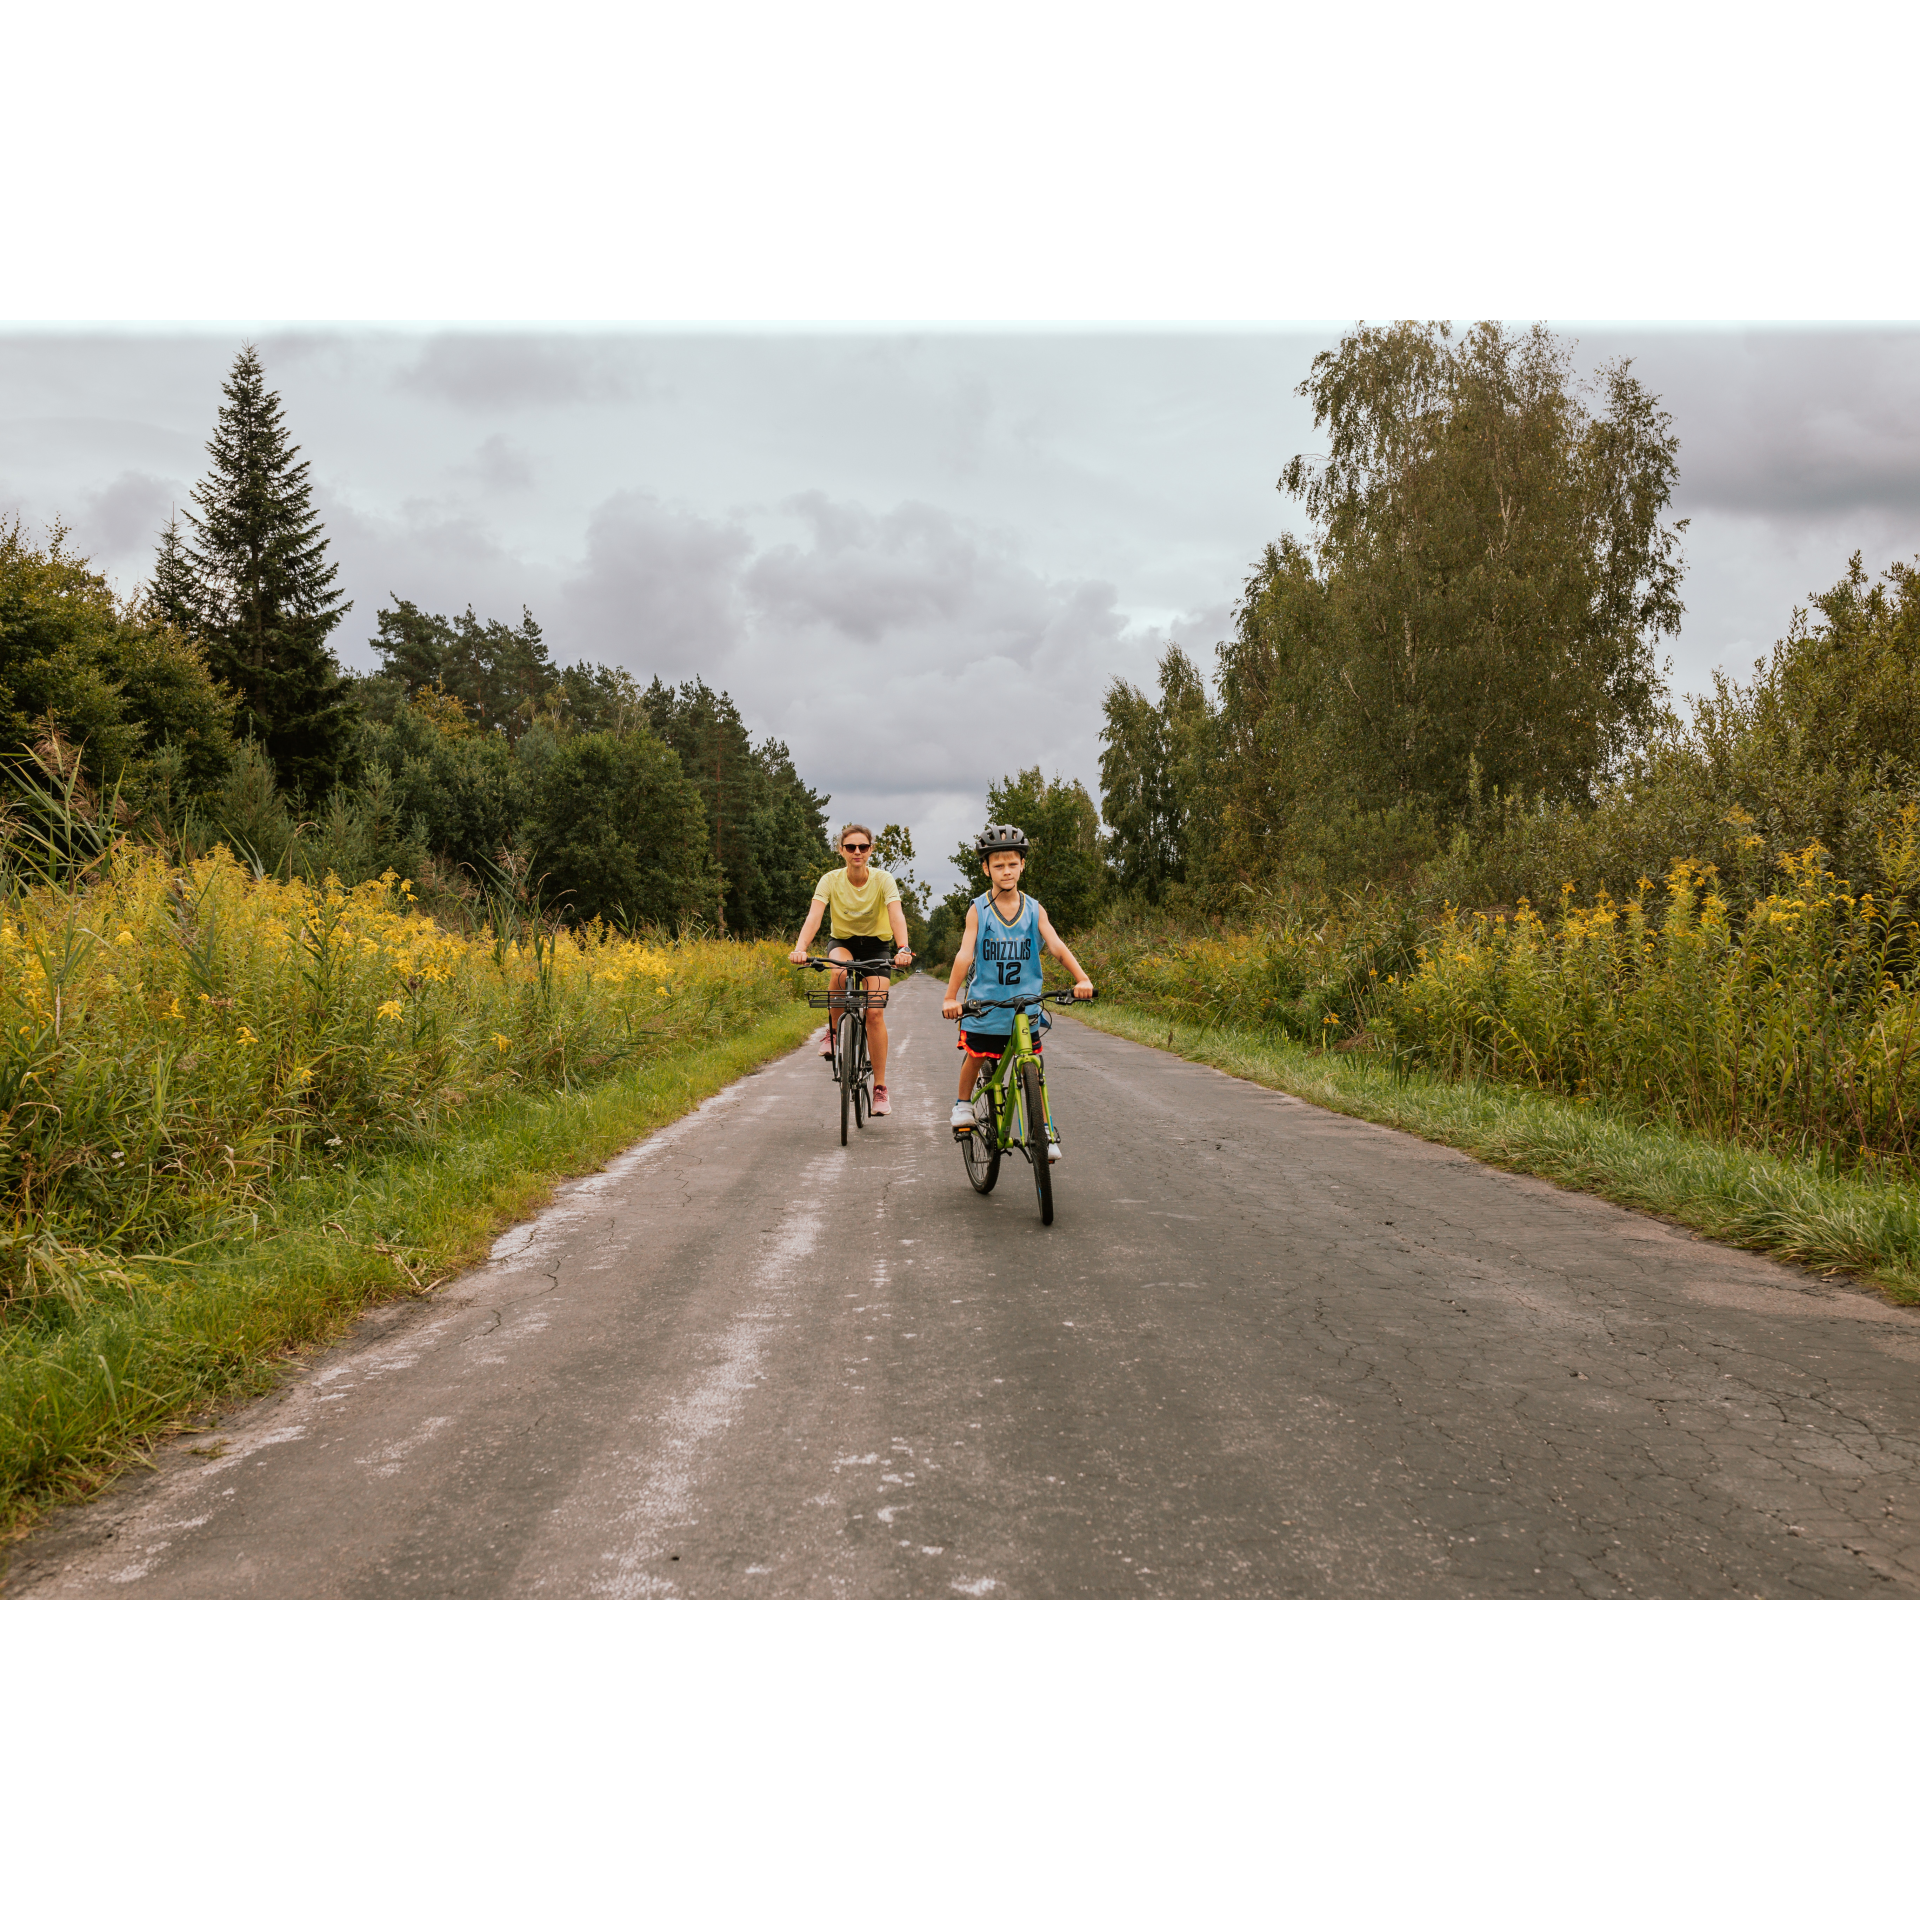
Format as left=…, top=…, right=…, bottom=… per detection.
left=788, top=945, right=810, bottom=966
left=894, top=947, right=913, bottom=969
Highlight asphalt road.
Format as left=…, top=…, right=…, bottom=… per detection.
left=10, top=976, right=1920, bottom=1598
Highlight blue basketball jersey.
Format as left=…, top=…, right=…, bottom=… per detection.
left=969, top=891, right=1044, bottom=1036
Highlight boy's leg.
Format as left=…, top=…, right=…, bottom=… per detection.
left=952, top=1035, right=985, bottom=1129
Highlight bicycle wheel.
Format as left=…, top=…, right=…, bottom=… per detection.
left=961, top=1087, right=1000, bottom=1193
left=1021, top=1058, right=1053, bottom=1225
left=838, top=1011, right=854, bottom=1145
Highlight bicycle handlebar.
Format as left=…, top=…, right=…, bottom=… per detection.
left=960, top=988, right=1096, bottom=1017
left=794, top=954, right=904, bottom=971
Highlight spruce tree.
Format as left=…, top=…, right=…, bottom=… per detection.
left=148, top=512, right=202, bottom=634
left=183, top=345, right=352, bottom=796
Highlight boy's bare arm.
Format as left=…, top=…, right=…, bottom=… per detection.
left=1036, top=906, right=1094, bottom=997
left=943, top=908, right=980, bottom=1020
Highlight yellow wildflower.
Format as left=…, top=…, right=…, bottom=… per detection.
left=494, top=1033, right=511, bottom=1052
left=237, top=1025, right=258, bottom=1045
left=377, top=1000, right=404, bottom=1020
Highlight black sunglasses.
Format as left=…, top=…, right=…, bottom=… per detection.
left=842, top=842, right=871, bottom=853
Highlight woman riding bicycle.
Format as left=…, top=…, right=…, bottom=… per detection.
left=790, top=823, right=913, bottom=1116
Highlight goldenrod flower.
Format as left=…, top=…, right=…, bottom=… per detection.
left=377, top=1000, right=404, bottom=1020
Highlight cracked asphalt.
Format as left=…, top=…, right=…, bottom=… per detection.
left=10, top=975, right=1920, bottom=1598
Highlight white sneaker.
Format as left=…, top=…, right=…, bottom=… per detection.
left=951, top=1101, right=974, bottom=1130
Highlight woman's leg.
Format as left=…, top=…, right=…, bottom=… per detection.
left=868, top=1005, right=888, bottom=1087
left=823, top=945, right=852, bottom=1055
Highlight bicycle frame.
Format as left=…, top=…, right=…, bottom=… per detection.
left=972, top=1006, right=1053, bottom=1157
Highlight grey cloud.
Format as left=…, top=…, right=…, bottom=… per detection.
left=76, top=470, right=176, bottom=563
left=560, top=490, right=753, bottom=677
left=468, top=434, right=535, bottom=492
left=319, top=490, right=563, bottom=673
left=0, top=416, right=198, bottom=471
left=745, top=493, right=1124, bottom=670
left=1582, top=330, right=1920, bottom=521
left=396, top=335, right=641, bottom=411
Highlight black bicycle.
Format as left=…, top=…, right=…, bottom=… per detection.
left=796, top=954, right=901, bottom=1145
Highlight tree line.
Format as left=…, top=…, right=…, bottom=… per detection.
left=2, top=346, right=849, bottom=936
left=935, top=320, right=1918, bottom=953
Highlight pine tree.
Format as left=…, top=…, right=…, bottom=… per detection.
left=147, top=512, right=202, bottom=634
left=184, top=345, right=352, bottom=796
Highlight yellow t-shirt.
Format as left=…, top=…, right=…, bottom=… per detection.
left=813, top=866, right=901, bottom=940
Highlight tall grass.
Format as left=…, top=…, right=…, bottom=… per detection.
left=1381, top=809, right=1920, bottom=1173
left=0, top=754, right=802, bottom=1320
left=1073, top=808, right=1920, bottom=1184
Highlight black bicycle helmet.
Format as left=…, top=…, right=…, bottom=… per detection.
left=975, top=823, right=1030, bottom=856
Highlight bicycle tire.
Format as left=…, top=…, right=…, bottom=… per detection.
left=1021, top=1058, right=1053, bottom=1225
left=839, top=1011, right=854, bottom=1145
left=961, top=1089, right=1000, bottom=1193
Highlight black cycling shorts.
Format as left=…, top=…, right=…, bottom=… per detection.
left=826, top=934, right=892, bottom=965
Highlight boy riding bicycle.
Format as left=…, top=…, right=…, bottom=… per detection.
left=942, top=824, right=1094, bottom=1142
left=790, top=823, right=913, bottom=1116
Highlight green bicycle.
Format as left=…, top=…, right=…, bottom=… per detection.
left=955, top=985, right=1092, bottom=1225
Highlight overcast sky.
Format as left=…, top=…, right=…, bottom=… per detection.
left=3, top=329, right=1918, bottom=887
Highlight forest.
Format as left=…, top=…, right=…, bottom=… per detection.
left=2, top=346, right=847, bottom=939
left=936, top=323, right=1920, bottom=1187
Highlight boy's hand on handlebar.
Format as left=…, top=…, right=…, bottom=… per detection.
left=1073, top=979, right=1094, bottom=1000
left=942, top=996, right=962, bottom=1021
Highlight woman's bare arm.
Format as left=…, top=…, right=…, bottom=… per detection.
left=789, top=897, right=827, bottom=963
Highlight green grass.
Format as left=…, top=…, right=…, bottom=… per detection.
left=1066, top=1000, right=1920, bottom=1310
left=0, top=999, right=820, bottom=1537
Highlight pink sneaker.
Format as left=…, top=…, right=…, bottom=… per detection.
left=871, top=1086, right=891, bottom=1116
